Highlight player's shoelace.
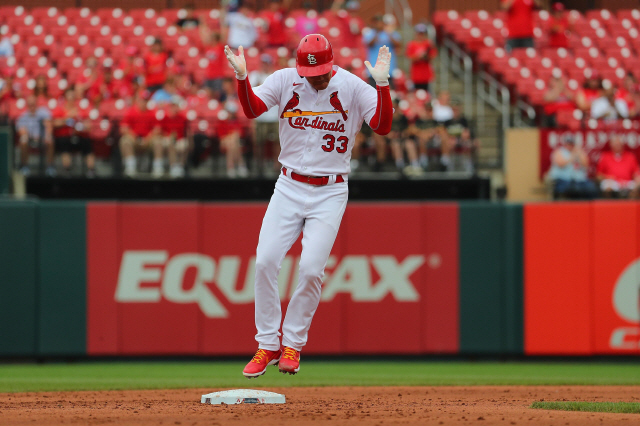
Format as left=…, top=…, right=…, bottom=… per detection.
left=251, top=349, right=268, bottom=364
left=282, top=347, right=298, bottom=361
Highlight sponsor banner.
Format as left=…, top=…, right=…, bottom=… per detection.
left=524, top=202, right=640, bottom=355
left=87, top=202, right=460, bottom=356
left=524, top=203, right=593, bottom=355
left=539, top=129, right=640, bottom=180
left=592, top=203, right=640, bottom=354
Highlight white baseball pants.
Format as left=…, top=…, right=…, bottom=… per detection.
left=254, top=173, right=348, bottom=351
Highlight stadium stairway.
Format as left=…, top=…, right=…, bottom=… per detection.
left=431, top=54, right=504, bottom=172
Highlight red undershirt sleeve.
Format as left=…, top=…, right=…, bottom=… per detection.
left=237, top=77, right=268, bottom=119
left=369, top=84, right=393, bottom=136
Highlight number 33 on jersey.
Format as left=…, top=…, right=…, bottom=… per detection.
left=253, top=67, right=380, bottom=176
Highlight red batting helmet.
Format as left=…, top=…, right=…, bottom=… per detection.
left=296, top=34, right=334, bottom=77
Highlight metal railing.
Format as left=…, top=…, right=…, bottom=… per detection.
left=439, top=38, right=538, bottom=133
left=476, top=71, right=510, bottom=133
left=438, top=38, right=473, bottom=118
left=514, top=99, right=537, bottom=127
left=385, top=0, right=413, bottom=71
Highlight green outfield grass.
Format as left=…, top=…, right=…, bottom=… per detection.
left=531, top=401, right=640, bottom=414
left=0, top=361, right=639, bottom=393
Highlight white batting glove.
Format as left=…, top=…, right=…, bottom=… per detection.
left=224, top=45, right=247, bottom=80
left=364, top=45, right=391, bottom=86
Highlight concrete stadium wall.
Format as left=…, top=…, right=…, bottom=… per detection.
left=504, top=127, right=548, bottom=202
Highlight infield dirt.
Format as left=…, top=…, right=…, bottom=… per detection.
left=1, top=386, right=639, bottom=425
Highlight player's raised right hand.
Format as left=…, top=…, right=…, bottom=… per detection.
left=364, top=45, right=391, bottom=85
left=224, top=45, right=247, bottom=79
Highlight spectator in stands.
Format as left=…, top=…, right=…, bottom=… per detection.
left=225, top=2, right=258, bottom=49
left=175, top=4, right=200, bottom=31
left=75, top=56, right=99, bottom=98
left=0, top=36, right=13, bottom=58
left=453, top=127, right=479, bottom=173
left=16, top=94, right=54, bottom=176
left=547, top=2, right=573, bottom=49
left=144, top=39, right=168, bottom=93
left=250, top=54, right=280, bottom=175
left=364, top=15, right=401, bottom=87
left=444, top=101, right=470, bottom=136
left=406, top=23, right=437, bottom=92
left=597, top=135, right=640, bottom=198
left=150, top=79, right=181, bottom=105
left=575, top=71, right=602, bottom=112
left=616, top=72, right=639, bottom=118
left=408, top=102, right=435, bottom=169
left=432, top=91, right=454, bottom=123
left=185, top=82, right=208, bottom=108
left=203, top=32, right=227, bottom=99
left=330, top=0, right=365, bottom=48
left=548, top=135, right=596, bottom=199
left=263, top=0, right=292, bottom=48
left=294, top=3, right=320, bottom=38
left=220, top=77, right=238, bottom=103
left=591, top=86, right=629, bottom=121
left=433, top=125, right=456, bottom=171
left=445, top=101, right=478, bottom=173
left=51, top=88, right=95, bottom=177
left=218, top=100, right=249, bottom=178
left=387, top=99, right=419, bottom=175
left=501, top=0, right=541, bottom=53
left=119, top=94, right=161, bottom=177
left=86, top=67, right=131, bottom=103
left=119, top=46, right=144, bottom=87
left=0, top=73, right=13, bottom=102
left=158, top=98, right=189, bottom=178
left=543, top=76, right=575, bottom=126
left=350, top=124, right=371, bottom=172
left=32, top=74, right=49, bottom=100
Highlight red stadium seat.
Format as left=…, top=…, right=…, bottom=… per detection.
left=96, top=8, right=124, bottom=22
left=99, top=99, right=128, bottom=120
left=64, top=7, right=92, bottom=22
left=8, top=100, right=28, bottom=120
left=88, top=118, right=114, bottom=158
left=0, top=6, right=19, bottom=23
left=129, top=8, right=157, bottom=22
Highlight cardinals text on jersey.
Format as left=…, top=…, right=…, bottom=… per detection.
left=252, top=66, right=378, bottom=176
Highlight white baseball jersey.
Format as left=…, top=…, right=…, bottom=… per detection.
left=253, top=65, right=378, bottom=176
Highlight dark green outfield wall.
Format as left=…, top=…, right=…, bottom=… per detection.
left=0, top=201, right=86, bottom=357
left=459, top=204, right=524, bottom=354
left=0, top=200, right=523, bottom=357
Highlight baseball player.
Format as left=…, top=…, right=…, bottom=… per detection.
left=225, top=34, right=393, bottom=378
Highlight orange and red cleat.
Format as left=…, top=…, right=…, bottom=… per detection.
left=278, top=347, right=300, bottom=375
left=242, top=348, right=282, bottom=379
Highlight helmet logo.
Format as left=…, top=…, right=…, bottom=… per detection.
left=307, top=54, right=317, bottom=65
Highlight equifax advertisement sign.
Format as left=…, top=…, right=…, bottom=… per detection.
left=115, top=251, right=424, bottom=318
left=86, top=202, right=460, bottom=356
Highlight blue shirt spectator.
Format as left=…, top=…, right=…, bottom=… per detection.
left=363, top=15, right=401, bottom=79
left=17, top=103, right=51, bottom=140
left=225, top=6, right=258, bottom=49
left=548, top=139, right=596, bottom=199
left=0, top=36, right=14, bottom=57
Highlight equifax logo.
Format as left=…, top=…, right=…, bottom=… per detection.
left=610, top=259, right=640, bottom=349
left=115, top=251, right=424, bottom=318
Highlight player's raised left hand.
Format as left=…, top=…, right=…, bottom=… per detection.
left=224, top=45, right=247, bottom=79
left=364, top=45, right=391, bottom=86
